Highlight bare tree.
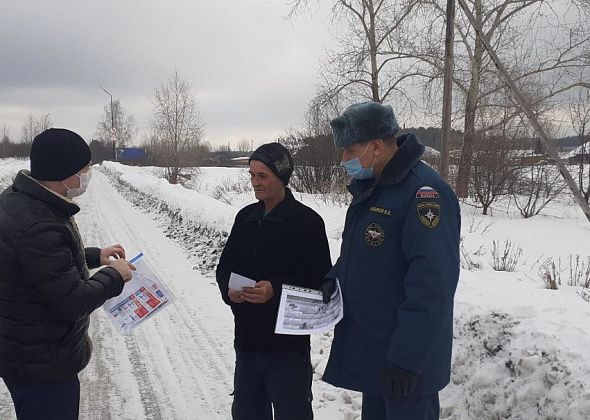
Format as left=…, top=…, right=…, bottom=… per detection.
left=21, top=113, right=52, bottom=144
left=95, top=99, right=136, bottom=148
left=149, top=70, right=205, bottom=184
left=468, top=133, right=518, bottom=215
left=235, top=139, right=253, bottom=153
left=215, top=144, right=232, bottom=153
left=413, top=0, right=590, bottom=197
left=279, top=130, right=347, bottom=196
left=277, top=91, right=349, bottom=198
left=0, top=124, right=10, bottom=158
left=290, top=0, right=590, bottom=207
left=291, top=0, right=422, bottom=106
left=512, top=154, right=567, bottom=218
left=306, top=89, right=346, bottom=136
left=20, top=115, right=35, bottom=144
left=569, top=89, right=590, bottom=202
left=1, top=120, right=38, bottom=158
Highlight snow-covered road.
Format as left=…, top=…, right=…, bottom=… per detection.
left=2, top=171, right=237, bottom=419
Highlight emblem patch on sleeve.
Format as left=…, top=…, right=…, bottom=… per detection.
left=364, top=223, right=385, bottom=246
left=416, top=186, right=439, bottom=199
left=417, top=202, right=440, bottom=228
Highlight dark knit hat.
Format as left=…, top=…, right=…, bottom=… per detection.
left=330, top=101, right=400, bottom=148
left=249, top=143, right=294, bottom=186
left=30, top=128, right=92, bottom=181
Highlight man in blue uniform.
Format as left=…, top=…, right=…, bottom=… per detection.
left=321, top=102, right=461, bottom=420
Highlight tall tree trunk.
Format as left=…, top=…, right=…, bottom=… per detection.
left=581, top=129, right=588, bottom=201
left=456, top=0, right=483, bottom=198
left=367, top=0, right=381, bottom=102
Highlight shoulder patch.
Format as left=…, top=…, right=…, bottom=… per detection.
left=416, top=186, right=439, bottom=199
left=417, top=202, right=440, bottom=228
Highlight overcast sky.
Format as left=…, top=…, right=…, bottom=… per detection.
left=0, top=0, right=334, bottom=148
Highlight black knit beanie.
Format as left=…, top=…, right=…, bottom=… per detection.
left=249, top=143, right=294, bottom=186
left=30, top=128, right=92, bottom=181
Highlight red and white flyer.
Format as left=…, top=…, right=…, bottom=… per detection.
left=103, top=253, right=174, bottom=334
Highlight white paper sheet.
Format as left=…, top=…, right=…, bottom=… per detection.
left=274, top=281, right=343, bottom=335
left=229, top=272, right=257, bottom=291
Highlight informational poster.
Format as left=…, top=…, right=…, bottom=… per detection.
left=275, top=281, right=343, bottom=335
left=103, top=253, right=174, bottom=334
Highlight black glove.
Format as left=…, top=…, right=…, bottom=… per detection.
left=320, top=278, right=336, bottom=304
left=385, top=363, right=418, bottom=400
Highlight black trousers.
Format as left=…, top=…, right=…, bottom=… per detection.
left=232, top=346, right=313, bottom=420
left=3, top=377, right=80, bottom=420
left=361, top=392, right=440, bottom=420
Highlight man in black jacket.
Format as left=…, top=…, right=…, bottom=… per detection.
left=0, top=128, right=135, bottom=420
left=216, top=143, right=332, bottom=420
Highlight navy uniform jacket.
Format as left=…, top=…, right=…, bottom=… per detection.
left=323, top=133, right=461, bottom=395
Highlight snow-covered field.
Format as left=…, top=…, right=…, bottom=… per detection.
left=1, top=158, right=590, bottom=419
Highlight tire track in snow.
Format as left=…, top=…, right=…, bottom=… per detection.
left=77, top=171, right=234, bottom=419
left=91, top=176, right=232, bottom=416
left=78, top=189, right=168, bottom=420
left=97, top=167, right=235, bottom=376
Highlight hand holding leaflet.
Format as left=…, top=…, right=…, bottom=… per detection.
left=103, top=252, right=174, bottom=334
left=275, top=280, right=343, bottom=335
left=229, top=272, right=256, bottom=291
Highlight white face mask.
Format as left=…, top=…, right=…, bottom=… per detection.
left=63, top=170, right=92, bottom=199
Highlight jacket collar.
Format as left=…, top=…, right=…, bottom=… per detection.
left=347, top=133, right=424, bottom=205
left=378, top=133, right=425, bottom=186
left=247, top=187, right=297, bottom=223
left=12, top=170, right=80, bottom=217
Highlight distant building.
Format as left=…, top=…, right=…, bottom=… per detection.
left=89, top=140, right=113, bottom=164
left=89, top=141, right=147, bottom=165
left=203, top=151, right=251, bottom=167
left=229, top=156, right=250, bottom=167
left=567, top=142, right=590, bottom=165
left=117, top=147, right=147, bottom=164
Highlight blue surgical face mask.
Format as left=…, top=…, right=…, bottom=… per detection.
left=340, top=143, right=376, bottom=179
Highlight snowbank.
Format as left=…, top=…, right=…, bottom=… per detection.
left=100, top=162, right=236, bottom=273
left=0, top=158, right=28, bottom=189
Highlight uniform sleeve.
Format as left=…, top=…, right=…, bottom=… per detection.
left=386, top=185, right=461, bottom=374
left=85, top=247, right=101, bottom=269
left=215, top=214, right=241, bottom=306
left=17, top=222, right=125, bottom=322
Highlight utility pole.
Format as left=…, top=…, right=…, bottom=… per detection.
left=440, top=0, right=455, bottom=182
left=99, top=86, right=117, bottom=162
left=456, top=0, right=590, bottom=223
